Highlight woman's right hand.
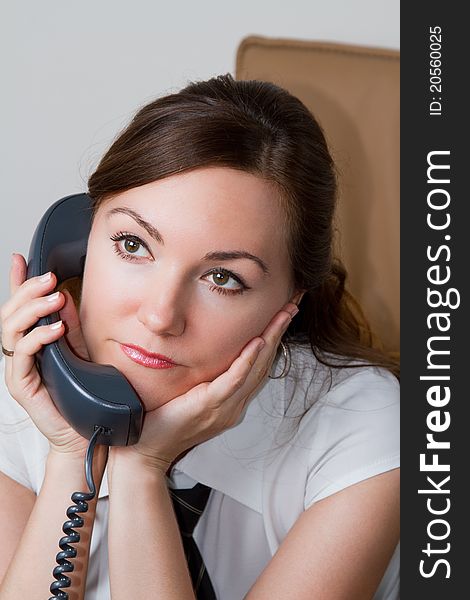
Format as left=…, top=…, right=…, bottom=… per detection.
left=0, top=253, right=91, bottom=457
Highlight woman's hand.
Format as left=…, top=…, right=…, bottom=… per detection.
left=109, top=302, right=299, bottom=473
left=0, top=253, right=92, bottom=458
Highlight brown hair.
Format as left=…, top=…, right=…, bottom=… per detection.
left=84, top=73, right=398, bottom=384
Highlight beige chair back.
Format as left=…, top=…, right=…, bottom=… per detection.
left=235, top=36, right=399, bottom=354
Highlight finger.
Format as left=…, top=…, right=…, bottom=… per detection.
left=2, top=268, right=57, bottom=325
left=9, top=321, right=64, bottom=384
left=3, top=254, right=26, bottom=359
left=238, top=302, right=296, bottom=391
left=2, top=254, right=26, bottom=368
left=196, top=305, right=297, bottom=420
left=206, top=337, right=266, bottom=404
left=206, top=306, right=295, bottom=404
left=233, top=317, right=293, bottom=421
left=1, top=291, right=65, bottom=351
left=252, top=317, right=292, bottom=384
left=260, top=303, right=298, bottom=346
left=255, top=307, right=295, bottom=370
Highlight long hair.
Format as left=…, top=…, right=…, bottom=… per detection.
left=85, top=73, right=398, bottom=385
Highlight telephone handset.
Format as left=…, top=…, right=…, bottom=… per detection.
left=26, top=193, right=144, bottom=446
left=27, top=194, right=146, bottom=597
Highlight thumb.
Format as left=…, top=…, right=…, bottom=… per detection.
left=59, top=290, right=90, bottom=360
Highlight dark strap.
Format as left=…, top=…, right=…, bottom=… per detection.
left=170, top=483, right=217, bottom=599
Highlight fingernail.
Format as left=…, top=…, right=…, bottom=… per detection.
left=46, top=291, right=60, bottom=302
left=256, top=339, right=266, bottom=352
left=50, top=320, right=63, bottom=330
left=289, top=306, right=299, bottom=317
left=40, top=272, right=52, bottom=283
left=284, top=304, right=299, bottom=318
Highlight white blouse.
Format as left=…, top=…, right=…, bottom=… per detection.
left=0, top=345, right=400, bottom=599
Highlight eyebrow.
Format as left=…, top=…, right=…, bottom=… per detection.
left=106, top=206, right=270, bottom=275
left=107, top=207, right=164, bottom=243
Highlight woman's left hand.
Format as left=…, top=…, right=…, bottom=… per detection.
left=109, top=302, right=299, bottom=473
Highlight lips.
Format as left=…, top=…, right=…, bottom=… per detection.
left=120, top=343, right=177, bottom=369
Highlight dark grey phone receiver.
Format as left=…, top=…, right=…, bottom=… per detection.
left=26, top=193, right=144, bottom=446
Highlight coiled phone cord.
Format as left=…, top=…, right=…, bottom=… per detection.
left=48, top=426, right=105, bottom=599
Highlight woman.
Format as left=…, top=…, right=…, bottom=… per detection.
left=0, top=73, right=399, bottom=599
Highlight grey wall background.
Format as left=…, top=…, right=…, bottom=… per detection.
left=0, top=0, right=399, bottom=305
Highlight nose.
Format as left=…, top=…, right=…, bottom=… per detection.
left=136, top=274, right=187, bottom=337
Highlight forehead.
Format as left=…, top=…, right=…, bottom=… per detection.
left=96, top=167, right=288, bottom=251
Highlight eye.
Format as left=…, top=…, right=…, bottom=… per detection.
left=110, top=232, right=151, bottom=261
left=205, top=268, right=249, bottom=296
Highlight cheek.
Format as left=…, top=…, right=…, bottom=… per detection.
left=195, top=299, right=279, bottom=373
left=79, top=251, right=133, bottom=340
left=81, top=249, right=141, bottom=312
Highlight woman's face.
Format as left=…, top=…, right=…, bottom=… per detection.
left=80, top=166, right=299, bottom=410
